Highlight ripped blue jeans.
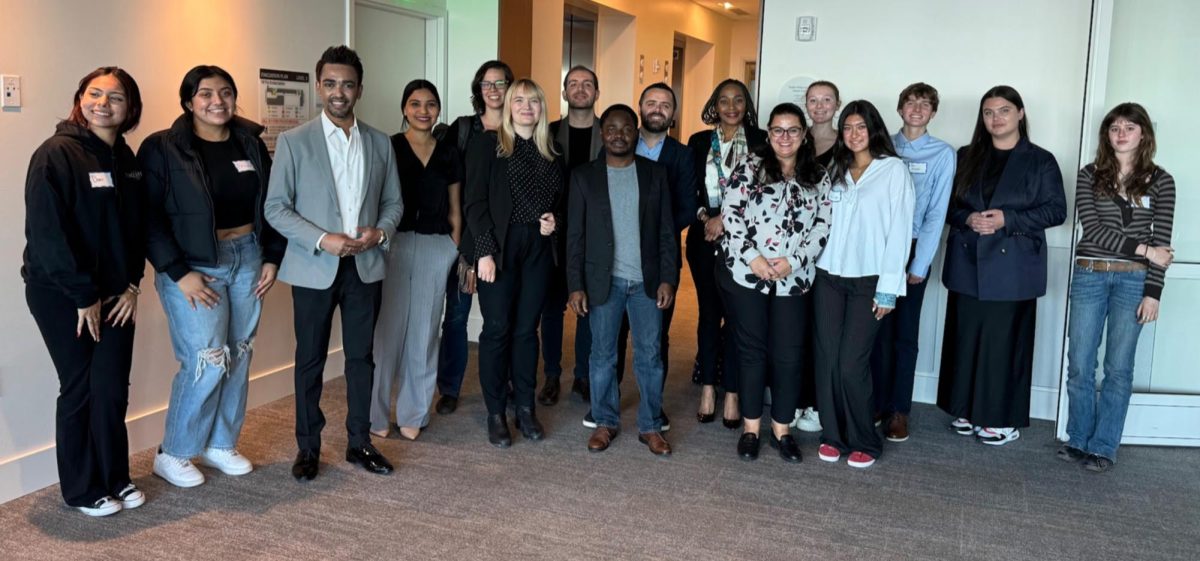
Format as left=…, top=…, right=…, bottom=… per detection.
left=156, top=233, right=263, bottom=458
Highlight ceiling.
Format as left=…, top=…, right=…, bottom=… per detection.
left=690, top=0, right=760, bottom=20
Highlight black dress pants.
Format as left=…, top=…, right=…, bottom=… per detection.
left=477, top=223, right=552, bottom=414
left=686, top=223, right=739, bottom=392
left=292, top=257, right=382, bottom=452
left=718, top=270, right=808, bottom=425
left=26, top=285, right=135, bottom=507
left=813, top=269, right=884, bottom=457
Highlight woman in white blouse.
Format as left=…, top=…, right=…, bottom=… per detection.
left=813, top=100, right=914, bottom=469
left=719, top=103, right=831, bottom=463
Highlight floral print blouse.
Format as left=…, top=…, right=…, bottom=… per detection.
left=720, top=154, right=832, bottom=295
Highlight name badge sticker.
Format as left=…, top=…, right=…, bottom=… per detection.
left=829, top=189, right=843, bottom=203
left=233, top=160, right=256, bottom=173
left=88, top=172, right=115, bottom=188
left=908, top=162, right=927, bottom=174
left=1139, top=195, right=1152, bottom=209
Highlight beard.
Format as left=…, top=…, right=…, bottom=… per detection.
left=325, top=98, right=352, bottom=119
left=641, top=113, right=671, bottom=133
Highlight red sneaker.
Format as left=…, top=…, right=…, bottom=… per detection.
left=847, top=451, right=876, bottom=468
left=817, top=444, right=841, bottom=463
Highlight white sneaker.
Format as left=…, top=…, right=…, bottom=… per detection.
left=114, top=483, right=145, bottom=509
left=793, top=407, right=822, bottom=432
left=978, top=427, right=1020, bottom=446
left=197, top=447, right=254, bottom=476
left=76, top=496, right=122, bottom=517
left=154, top=451, right=205, bottom=487
left=950, top=418, right=978, bottom=436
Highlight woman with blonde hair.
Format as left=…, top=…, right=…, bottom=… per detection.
left=463, top=79, right=566, bottom=447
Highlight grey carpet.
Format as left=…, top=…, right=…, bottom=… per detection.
left=3, top=276, right=1199, bottom=560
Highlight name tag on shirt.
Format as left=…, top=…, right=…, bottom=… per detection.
left=908, top=162, right=927, bottom=174
left=88, top=172, right=114, bottom=188
left=1139, top=195, right=1151, bottom=208
left=829, top=189, right=843, bottom=202
left=233, top=160, right=256, bottom=173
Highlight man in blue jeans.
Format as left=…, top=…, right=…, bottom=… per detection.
left=566, top=104, right=678, bottom=456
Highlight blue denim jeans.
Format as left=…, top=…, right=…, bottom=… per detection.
left=588, top=277, right=663, bottom=433
left=436, top=264, right=473, bottom=398
left=156, top=234, right=263, bottom=457
left=1065, top=265, right=1147, bottom=462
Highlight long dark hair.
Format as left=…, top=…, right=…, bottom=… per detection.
left=755, top=103, right=822, bottom=187
left=179, top=65, right=238, bottom=117
left=828, top=100, right=897, bottom=185
left=401, top=79, right=441, bottom=129
left=67, top=66, right=143, bottom=134
left=953, top=85, right=1028, bottom=198
left=700, top=78, right=758, bottom=129
left=470, top=60, right=514, bottom=114
left=1091, top=102, right=1158, bottom=203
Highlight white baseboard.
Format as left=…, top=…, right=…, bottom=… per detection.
left=912, top=371, right=1060, bottom=421
left=0, top=350, right=345, bottom=506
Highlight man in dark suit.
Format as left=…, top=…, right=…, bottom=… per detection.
left=265, top=46, right=403, bottom=480
left=566, top=104, right=678, bottom=456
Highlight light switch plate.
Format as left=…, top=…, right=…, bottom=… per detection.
left=795, top=16, right=817, bottom=42
left=2, top=75, right=21, bottom=108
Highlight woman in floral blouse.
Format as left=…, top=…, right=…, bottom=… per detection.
left=718, top=102, right=832, bottom=463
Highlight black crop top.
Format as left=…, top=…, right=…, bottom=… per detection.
left=194, top=137, right=259, bottom=229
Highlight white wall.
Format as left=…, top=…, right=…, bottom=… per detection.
left=758, top=0, right=1093, bottom=421
left=0, top=0, right=497, bottom=505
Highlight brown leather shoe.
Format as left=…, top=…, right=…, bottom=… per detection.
left=886, top=413, right=910, bottom=442
left=587, top=427, right=618, bottom=452
left=638, top=432, right=672, bottom=456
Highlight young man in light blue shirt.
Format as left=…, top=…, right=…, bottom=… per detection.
left=870, top=82, right=955, bottom=443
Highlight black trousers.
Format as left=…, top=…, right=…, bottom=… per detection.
left=686, top=224, right=739, bottom=392
left=540, top=263, right=567, bottom=379
left=871, top=268, right=929, bottom=416
left=813, top=269, right=883, bottom=457
left=719, top=270, right=809, bottom=425
left=477, top=223, right=552, bottom=414
left=292, top=257, right=382, bottom=452
left=26, top=284, right=135, bottom=507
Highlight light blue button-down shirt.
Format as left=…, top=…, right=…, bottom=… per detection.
left=892, top=131, right=955, bottom=279
left=636, top=134, right=665, bottom=161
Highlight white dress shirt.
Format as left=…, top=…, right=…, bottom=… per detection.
left=816, top=156, right=915, bottom=299
left=321, top=111, right=365, bottom=238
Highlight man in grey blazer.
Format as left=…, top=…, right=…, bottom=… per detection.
left=265, top=46, right=403, bottom=480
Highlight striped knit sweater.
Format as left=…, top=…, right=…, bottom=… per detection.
left=1074, top=164, right=1176, bottom=299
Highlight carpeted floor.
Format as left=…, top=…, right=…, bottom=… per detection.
left=3, top=264, right=1200, bottom=561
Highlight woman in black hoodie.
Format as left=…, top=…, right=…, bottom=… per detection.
left=138, top=66, right=285, bottom=489
left=22, top=67, right=146, bottom=517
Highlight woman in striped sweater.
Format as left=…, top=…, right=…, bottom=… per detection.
left=1062, top=103, right=1175, bottom=473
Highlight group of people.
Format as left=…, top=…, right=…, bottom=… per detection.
left=22, top=44, right=1176, bottom=517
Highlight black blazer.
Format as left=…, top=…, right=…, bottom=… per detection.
left=942, top=138, right=1067, bottom=301
left=686, top=126, right=769, bottom=219
left=566, top=157, right=679, bottom=305
left=462, top=132, right=566, bottom=268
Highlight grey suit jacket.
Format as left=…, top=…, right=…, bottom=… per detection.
left=264, top=116, right=403, bottom=290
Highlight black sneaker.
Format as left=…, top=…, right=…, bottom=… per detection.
left=660, top=411, right=671, bottom=432
left=1083, top=454, right=1114, bottom=473
left=581, top=410, right=597, bottom=429
left=1056, top=444, right=1087, bottom=462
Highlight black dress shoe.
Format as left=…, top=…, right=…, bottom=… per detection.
left=487, top=414, right=512, bottom=448
left=514, top=406, right=545, bottom=441
left=571, top=378, right=590, bottom=401
left=697, top=411, right=716, bottom=423
left=770, top=433, right=803, bottom=463
left=737, top=433, right=760, bottom=461
left=292, top=449, right=319, bottom=480
left=345, top=443, right=394, bottom=475
left=723, top=416, right=743, bottom=430
left=435, top=395, right=458, bottom=415
left=537, top=378, right=561, bottom=406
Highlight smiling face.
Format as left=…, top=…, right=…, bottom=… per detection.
left=806, top=84, right=839, bottom=126
left=842, top=113, right=870, bottom=155
left=601, top=110, right=637, bottom=158
left=508, top=85, right=542, bottom=129
left=404, top=88, right=440, bottom=132
left=981, top=96, right=1023, bottom=140
left=1107, top=117, right=1143, bottom=156
left=716, top=83, right=747, bottom=128
left=480, top=67, right=508, bottom=111
left=639, top=88, right=675, bottom=134
left=562, top=68, right=598, bottom=110
left=318, top=63, right=362, bottom=122
left=78, top=74, right=129, bottom=134
left=189, top=76, right=235, bottom=130
left=899, top=95, right=935, bottom=129
left=768, top=113, right=805, bottom=161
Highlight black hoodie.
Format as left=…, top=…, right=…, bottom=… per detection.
left=22, top=121, right=146, bottom=308
left=138, top=114, right=285, bottom=281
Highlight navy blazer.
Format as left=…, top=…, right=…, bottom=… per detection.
left=941, top=138, right=1067, bottom=301
left=686, top=127, right=769, bottom=218
left=566, top=157, right=679, bottom=306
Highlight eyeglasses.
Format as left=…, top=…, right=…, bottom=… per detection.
left=478, top=80, right=509, bottom=91
left=769, top=127, right=804, bottom=139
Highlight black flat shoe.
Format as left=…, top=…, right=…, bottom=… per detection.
left=345, top=443, right=394, bottom=475
left=291, top=449, right=319, bottom=480
left=487, top=414, right=512, bottom=448
left=737, top=433, right=759, bottom=461
left=723, top=416, right=743, bottom=430
left=514, top=406, right=545, bottom=441
left=537, top=378, right=561, bottom=406
left=571, top=378, right=591, bottom=401
left=697, top=411, right=716, bottom=423
left=770, top=433, right=803, bottom=463
left=435, top=395, right=458, bottom=415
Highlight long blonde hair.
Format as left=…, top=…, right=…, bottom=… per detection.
left=497, top=78, right=558, bottom=160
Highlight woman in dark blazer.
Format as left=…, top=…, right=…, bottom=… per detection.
left=685, top=79, right=768, bottom=428
left=938, top=85, right=1067, bottom=445
left=464, top=78, right=566, bottom=448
